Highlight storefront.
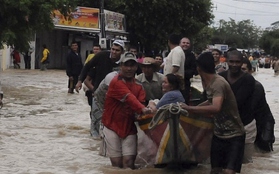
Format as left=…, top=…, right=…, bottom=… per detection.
left=35, top=6, right=128, bottom=69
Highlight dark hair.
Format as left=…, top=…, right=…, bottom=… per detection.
left=166, top=73, right=184, bottom=91
left=168, top=33, right=182, bottom=45
left=43, top=44, right=47, bottom=48
left=71, top=41, right=78, bottom=45
left=155, top=54, right=163, bottom=58
left=242, top=58, right=252, bottom=71
left=93, top=44, right=101, bottom=49
left=129, top=45, right=138, bottom=51
left=211, top=49, right=222, bottom=55
left=227, top=50, right=243, bottom=61
left=196, top=52, right=215, bottom=74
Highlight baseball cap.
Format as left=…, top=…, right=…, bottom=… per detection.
left=113, top=40, right=125, bottom=50
left=121, top=52, right=137, bottom=63
left=141, top=57, right=156, bottom=65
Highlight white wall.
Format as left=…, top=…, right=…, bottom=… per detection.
left=0, top=45, right=13, bottom=71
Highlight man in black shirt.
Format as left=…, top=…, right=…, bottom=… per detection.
left=66, top=41, right=83, bottom=94
left=180, top=37, right=197, bottom=104
left=75, top=40, right=125, bottom=92
left=75, top=40, right=124, bottom=138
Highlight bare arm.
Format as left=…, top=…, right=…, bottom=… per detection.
left=180, top=96, right=223, bottom=116
left=172, top=66, right=180, bottom=74
left=84, top=75, right=94, bottom=91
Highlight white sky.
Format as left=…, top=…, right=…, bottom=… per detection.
left=212, top=0, right=279, bottom=29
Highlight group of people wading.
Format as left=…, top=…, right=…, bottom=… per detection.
left=65, top=34, right=275, bottom=174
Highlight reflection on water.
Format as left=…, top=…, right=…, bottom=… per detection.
left=0, top=69, right=278, bottom=174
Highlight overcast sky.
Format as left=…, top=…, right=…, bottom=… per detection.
left=212, top=0, right=279, bottom=29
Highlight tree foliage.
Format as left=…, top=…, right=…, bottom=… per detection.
left=211, top=19, right=262, bottom=49
left=104, top=0, right=213, bottom=53
left=259, top=29, right=279, bottom=56
left=0, top=0, right=78, bottom=51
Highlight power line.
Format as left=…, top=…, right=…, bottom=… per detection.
left=215, top=11, right=279, bottom=16
left=233, top=0, right=279, bottom=3
left=212, top=1, right=279, bottom=13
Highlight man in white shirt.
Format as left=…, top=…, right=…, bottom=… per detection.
left=163, top=34, right=185, bottom=78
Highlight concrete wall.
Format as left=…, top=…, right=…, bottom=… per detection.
left=36, top=30, right=97, bottom=69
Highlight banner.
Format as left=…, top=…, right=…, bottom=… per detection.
left=53, top=7, right=99, bottom=29
left=104, top=10, right=126, bottom=32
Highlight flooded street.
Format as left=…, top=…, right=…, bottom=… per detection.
left=0, top=68, right=278, bottom=174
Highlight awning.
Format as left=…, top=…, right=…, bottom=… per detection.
left=54, top=25, right=100, bottom=33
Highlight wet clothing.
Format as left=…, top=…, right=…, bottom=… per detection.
left=136, top=72, right=164, bottom=103
left=102, top=74, right=146, bottom=138
left=252, top=80, right=275, bottom=151
left=205, top=75, right=245, bottom=138
left=211, top=134, right=245, bottom=173
left=78, top=51, right=120, bottom=90
left=206, top=74, right=245, bottom=172
left=156, top=90, right=185, bottom=109
left=91, top=72, right=118, bottom=136
left=66, top=51, right=83, bottom=90
left=66, top=51, right=83, bottom=77
left=103, top=126, right=137, bottom=158
left=219, top=71, right=255, bottom=126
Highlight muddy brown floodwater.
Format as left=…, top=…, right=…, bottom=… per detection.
left=0, top=68, right=278, bottom=174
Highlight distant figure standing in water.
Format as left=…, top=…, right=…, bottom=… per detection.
left=24, top=47, right=34, bottom=69
left=11, top=49, right=21, bottom=69
left=66, top=41, right=83, bottom=94
left=40, top=44, right=50, bottom=71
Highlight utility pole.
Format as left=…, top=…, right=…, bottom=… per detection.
left=99, top=0, right=106, bottom=49
left=100, top=0, right=105, bottom=38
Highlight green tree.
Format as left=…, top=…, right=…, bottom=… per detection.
left=211, top=19, right=261, bottom=49
left=104, top=0, right=213, bottom=54
left=259, top=29, right=279, bottom=56
left=0, top=0, right=78, bottom=51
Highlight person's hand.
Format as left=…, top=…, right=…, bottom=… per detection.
left=75, top=81, right=82, bottom=93
left=69, top=76, right=74, bottom=81
left=142, top=107, right=152, bottom=115
left=180, top=102, right=189, bottom=110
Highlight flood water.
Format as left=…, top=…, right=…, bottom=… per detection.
left=0, top=68, right=278, bottom=174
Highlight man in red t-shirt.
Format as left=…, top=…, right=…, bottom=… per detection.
left=102, top=52, right=151, bottom=169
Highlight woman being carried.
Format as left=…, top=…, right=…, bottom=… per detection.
left=148, top=73, right=185, bottom=112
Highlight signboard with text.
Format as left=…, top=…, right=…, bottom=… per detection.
left=53, top=7, right=99, bottom=30
left=104, top=10, right=126, bottom=32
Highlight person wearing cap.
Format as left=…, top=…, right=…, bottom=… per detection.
left=180, top=52, right=245, bottom=174
left=136, top=57, right=164, bottom=105
left=102, top=52, right=152, bottom=169
left=75, top=40, right=124, bottom=137
left=75, top=39, right=125, bottom=93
